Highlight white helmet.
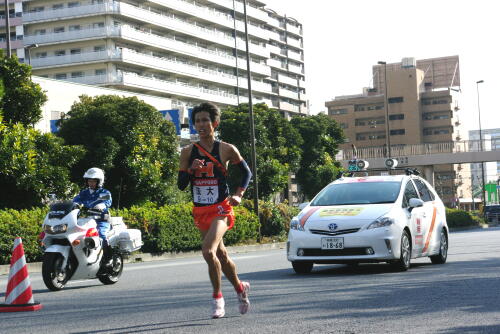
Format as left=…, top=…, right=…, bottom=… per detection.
left=83, top=167, right=105, bottom=187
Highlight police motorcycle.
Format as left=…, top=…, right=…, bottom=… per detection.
left=39, top=194, right=143, bottom=291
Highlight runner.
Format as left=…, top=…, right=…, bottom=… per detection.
left=177, top=102, right=253, bottom=319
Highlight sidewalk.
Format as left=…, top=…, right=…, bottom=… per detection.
left=0, top=242, right=286, bottom=276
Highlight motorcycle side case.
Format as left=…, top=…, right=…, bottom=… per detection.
left=115, top=229, right=143, bottom=253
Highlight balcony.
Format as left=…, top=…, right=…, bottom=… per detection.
left=0, top=39, right=24, bottom=50
left=23, top=2, right=116, bottom=22
left=279, top=101, right=301, bottom=113
left=267, top=58, right=285, bottom=69
left=205, top=0, right=269, bottom=22
left=286, top=37, right=302, bottom=49
left=287, top=63, right=303, bottom=75
left=0, top=16, right=23, bottom=27
left=267, top=43, right=282, bottom=56
left=266, top=16, right=285, bottom=30
left=279, top=87, right=299, bottom=100
left=286, top=24, right=302, bottom=36
left=278, top=74, right=298, bottom=86
left=31, top=49, right=120, bottom=68
left=287, top=50, right=303, bottom=62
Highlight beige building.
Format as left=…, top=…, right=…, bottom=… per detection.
left=325, top=56, right=470, bottom=206
left=2, top=0, right=307, bottom=116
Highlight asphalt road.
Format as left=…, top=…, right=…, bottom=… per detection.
left=1, top=227, right=500, bottom=334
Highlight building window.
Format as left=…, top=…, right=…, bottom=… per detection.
left=95, top=69, right=106, bottom=76
left=70, top=48, right=81, bottom=55
left=340, top=123, right=348, bottom=129
left=31, top=6, right=44, bottom=12
left=34, top=29, right=46, bottom=35
left=328, top=108, right=348, bottom=115
left=52, top=4, right=64, bottom=9
left=71, top=71, right=84, bottom=78
left=423, top=127, right=451, bottom=136
left=35, top=52, right=47, bottom=58
left=69, top=25, right=81, bottom=31
left=93, top=22, right=105, bottom=28
left=390, top=129, right=405, bottom=136
left=356, top=131, right=385, bottom=141
left=54, top=27, right=65, bottom=33
left=68, top=2, right=80, bottom=8
left=55, top=73, right=67, bottom=79
left=388, top=96, right=404, bottom=103
left=389, top=114, right=404, bottom=120
left=94, top=45, right=105, bottom=52
left=55, top=50, right=66, bottom=56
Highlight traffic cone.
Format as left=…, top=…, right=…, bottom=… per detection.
left=0, top=237, right=42, bottom=312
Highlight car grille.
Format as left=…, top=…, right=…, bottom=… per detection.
left=309, top=228, right=360, bottom=236
left=302, top=248, right=368, bottom=256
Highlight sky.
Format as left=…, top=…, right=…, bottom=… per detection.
left=264, top=0, right=500, bottom=134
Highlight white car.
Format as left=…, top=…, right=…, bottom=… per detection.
left=287, top=172, right=449, bottom=273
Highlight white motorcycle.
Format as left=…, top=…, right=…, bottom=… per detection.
left=39, top=195, right=143, bottom=291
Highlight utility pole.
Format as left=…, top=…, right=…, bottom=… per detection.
left=4, top=0, right=11, bottom=57
left=242, top=0, right=260, bottom=238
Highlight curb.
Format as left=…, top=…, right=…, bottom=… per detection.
left=0, top=242, right=286, bottom=276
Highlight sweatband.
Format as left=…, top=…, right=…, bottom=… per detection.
left=236, top=160, right=252, bottom=190
left=177, top=170, right=191, bottom=190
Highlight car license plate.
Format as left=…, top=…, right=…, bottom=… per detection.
left=321, top=237, right=344, bottom=250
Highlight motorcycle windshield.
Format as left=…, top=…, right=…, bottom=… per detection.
left=49, top=201, right=76, bottom=219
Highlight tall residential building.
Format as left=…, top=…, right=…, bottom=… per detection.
left=2, top=0, right=307, bottom=115
left=325, top=56, right=467, bottom=206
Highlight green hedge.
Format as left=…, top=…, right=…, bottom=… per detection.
left=446, top=208, right=481, bottom=228
left=0, top=201, right=286, bottom=265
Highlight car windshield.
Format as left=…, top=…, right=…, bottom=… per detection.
left=310, top=181, right=401, bottom=206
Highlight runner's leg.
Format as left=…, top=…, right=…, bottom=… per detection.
left=216, top=239, right=241, bottom=290
left=201, top=218, right=228, bottom=295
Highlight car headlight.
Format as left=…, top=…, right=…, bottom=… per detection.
left=290, top=217, right=304, bottom=231
left=367, top=217, right=394, bottom=229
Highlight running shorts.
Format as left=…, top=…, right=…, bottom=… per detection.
left=193, top=198, right=235, bottom=231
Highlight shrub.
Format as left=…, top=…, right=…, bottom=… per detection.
left=446, top=208, right=481, bottom=228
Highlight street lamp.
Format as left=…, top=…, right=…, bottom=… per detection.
left=4, top=0, right=11, bottom=57
left=476, top=79, right=486, bottom=208
left=378, top=61, right=391, bottom=158
left=25, top=43, right=39, bottom=65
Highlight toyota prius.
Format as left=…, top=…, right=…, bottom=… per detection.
left=287, top=173, right=448, bottom=273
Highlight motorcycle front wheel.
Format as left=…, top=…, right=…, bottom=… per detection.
left=98, top=253, right=123, bottom=285
left=42, top=253, right=70, bottom=291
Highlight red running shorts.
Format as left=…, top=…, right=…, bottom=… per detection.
left=193, top=198, right=235, bottom=231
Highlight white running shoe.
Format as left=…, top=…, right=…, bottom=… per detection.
left=211, top=297, right=225, bottom=319
left=237, top=282, right=250, bottom=315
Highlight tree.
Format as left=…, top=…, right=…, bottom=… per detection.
left=57, top=95, right=180, bottom=207
left=218, top=103, right=303, bottom=200
left=291, top=113, right=344, bottom=200
left=0, top=51, right=47, bottom=126
left=0, top=114, right=85, bottom=209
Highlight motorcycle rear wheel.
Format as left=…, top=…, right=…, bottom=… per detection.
left=98, top=253, right=123, bottom=285
left=42, top=253, right=70, bottom=291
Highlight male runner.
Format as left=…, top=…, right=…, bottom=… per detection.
left=178, top=102, right=253, bottom=319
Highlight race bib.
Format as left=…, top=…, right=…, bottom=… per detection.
left=193, top=179, right=219, bottom=204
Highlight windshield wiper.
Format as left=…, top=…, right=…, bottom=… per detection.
left=369, top=201, right=395, bottom=204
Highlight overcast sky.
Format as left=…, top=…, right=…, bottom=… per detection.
left=265, top=0, right=500, bottom=135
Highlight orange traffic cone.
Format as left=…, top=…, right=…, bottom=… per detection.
left=0, top=237, right=42, bottom=312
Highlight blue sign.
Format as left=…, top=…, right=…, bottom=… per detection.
left=159, top=109, right=181, bottom=135
left=50, top=120, right=60, bottom=133
left=188, top=108, right=197, bottom=135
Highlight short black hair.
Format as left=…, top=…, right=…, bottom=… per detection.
left=191, top=102, right=220, bottom=124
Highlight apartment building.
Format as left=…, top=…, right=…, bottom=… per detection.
left=325, top=56, right=467, bottom=206
left=1, top=0, right=306, bottom=115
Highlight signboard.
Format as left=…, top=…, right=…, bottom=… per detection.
left=187, top=108, right=197, bottom=135
left=50, top=120, right=59, bottom=133
left=159, top=109, right=181, bottom=135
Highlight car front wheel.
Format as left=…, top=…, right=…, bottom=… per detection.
left=392, top=230, right=411, bottom=271
left=430, top=229, right=448, bottom=264
left=292, top=261, right=313, bottom=274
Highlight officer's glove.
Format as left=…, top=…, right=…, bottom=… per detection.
left=93, top=203, right=106, bottom=211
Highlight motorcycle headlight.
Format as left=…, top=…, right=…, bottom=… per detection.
left=290, top=217, right=305, bottom=232
left=44, top=224, right=68, bottom=234
left=367, top=216, right=395, bottom=229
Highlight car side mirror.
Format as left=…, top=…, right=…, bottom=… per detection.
left=298, top=202, right=310, bottom=210
left=409, top=198, right=424, bottom=210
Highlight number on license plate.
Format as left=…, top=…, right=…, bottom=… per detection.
left=321, top=237, right=344, bottom=250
